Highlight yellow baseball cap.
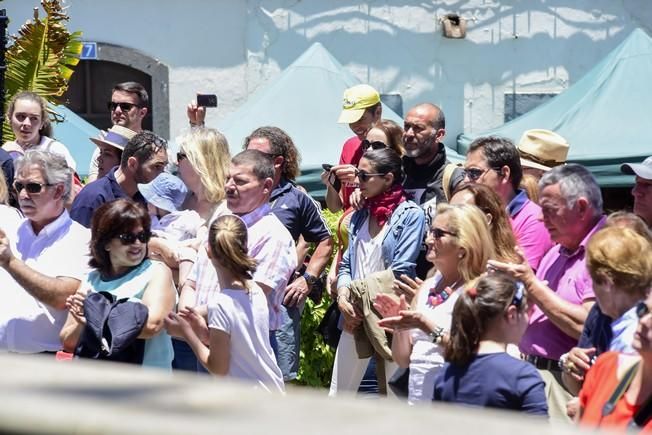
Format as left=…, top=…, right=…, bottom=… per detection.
left=337, top=84, right=381, bottom=124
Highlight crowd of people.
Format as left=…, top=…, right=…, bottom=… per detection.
left=0, top=81, right=651, bottom=432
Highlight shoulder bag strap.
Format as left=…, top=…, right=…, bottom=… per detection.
left=601, top=361, right=640, bottom=420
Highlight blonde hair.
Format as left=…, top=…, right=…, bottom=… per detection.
left=587, top=226, right=652, bottom=297
left=208, top=215, right=257, bottom=282
left=178, top=128, right=230, bottom=204
left=520, top=173, right=540, bottom=204
left=0, top=170, right=8, bottom=204
left=436, top=203, right=495, bottom=283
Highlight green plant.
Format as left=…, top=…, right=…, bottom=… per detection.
left=295, top=208, right=342, bottom=388
left=3, top=0, right=82, bottom=141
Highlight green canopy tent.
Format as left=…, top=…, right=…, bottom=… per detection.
left=219, top=42, right=464, bottom=198
left=50, top=104, right=99, bottom=176
left=457, top=28, right=652, bottom=187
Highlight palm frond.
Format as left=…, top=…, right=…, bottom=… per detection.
left=4, top=0, right=82, bottom=141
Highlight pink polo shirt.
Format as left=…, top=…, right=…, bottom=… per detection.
left=508, top=190, right=553, bottom=271
left=519, top=216, right=606, bottom=360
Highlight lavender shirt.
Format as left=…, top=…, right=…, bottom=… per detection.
left=519, top=216, right=606, bottom=360
left=508, top=190, right=553, bottom=271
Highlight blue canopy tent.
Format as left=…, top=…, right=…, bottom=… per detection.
left=219, top=42, right=464, bottom=198
left=457, top=28, right=652, bottom=187
left=50, top=104, right=99, bottom=176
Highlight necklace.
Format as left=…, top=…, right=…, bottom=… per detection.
left=427, top=278, right=462, bottom=307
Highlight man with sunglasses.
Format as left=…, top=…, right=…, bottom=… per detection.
left=0, top=150, right=90, bottom=353
left=71, top=131, right=168, bottom=228
left=87, top=82, right=149, bottom=182
left=464, top=136, right=552, bottom=271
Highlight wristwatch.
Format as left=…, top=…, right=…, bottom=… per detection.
left=428, top=326, right=445, bottom=345
left=302, top=272, right=319, bottom=288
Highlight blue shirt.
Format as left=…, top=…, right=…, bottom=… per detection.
left=70, top=167, right=146, bottom=228
left=269, top=178, right=331, bottom=243
left=433, top=352, right=548, bottom=416
left=577, top=304, right=612, bottom=355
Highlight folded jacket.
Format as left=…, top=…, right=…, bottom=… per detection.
left=349, top=269, right=396, bottom=360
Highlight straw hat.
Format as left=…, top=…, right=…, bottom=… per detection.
left=90, top=125, right=137, bottom=151
left=517, top=129, right=569, bottom=171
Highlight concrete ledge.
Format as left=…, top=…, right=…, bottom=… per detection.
left=0, top=353, right=604, bottom=434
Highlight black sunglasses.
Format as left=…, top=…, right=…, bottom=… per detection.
left=176, top=151, right=187, bottom=163
left=428, top=227, right=457, bottom=239
left=14, top=181, right=53, bottom=194
left=637, top=301, right=650, bottom=319
left=464, top=167, right=502, bottom=181
left=107, top=101, right=139, bottom=112
left=361, top=139, right=387, bottom=151
left=355, top=169, right=386, bottom=182
left=117, top=231, right=151, bottom=245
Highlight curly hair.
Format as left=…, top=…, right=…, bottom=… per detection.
left=243, top=126, right=301, bottom=181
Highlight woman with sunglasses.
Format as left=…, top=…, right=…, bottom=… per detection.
left=149, top=128, right=231, bottom=287
left=60, top=199, right=176, bottom=369
left=575, top=226, right=652, bottom=430
left=330, top=147, right=425, bottom=396
left=433, top=272, right=548, bottom=416
left=376, top=203, right=494, bottom=404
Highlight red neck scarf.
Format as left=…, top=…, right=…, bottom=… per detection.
left=366, top=184, right=406, bottom=227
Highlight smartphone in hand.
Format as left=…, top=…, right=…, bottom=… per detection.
left=196, top=94, right=218, bottom=108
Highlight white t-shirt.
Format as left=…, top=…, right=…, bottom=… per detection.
left=352, top=217, right=389, bottom=280
left=4, top=136, right=77, bottom=171
left=208, top=284, right=285, bottom=393
left=0, top=210, right=90, bottom=352
left=408, top=273, right=461, bottom=405
left=151, top=209, right=203, bottom=242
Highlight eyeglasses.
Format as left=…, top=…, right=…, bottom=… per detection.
left=117, top=231, right=151, bottom=245
left=637, top=301, right=650, bottom=319
left=428, top=227, right=457, bottom=239
left=361, top=139, right=387, bottom=151
left=176, top=151, right=187, bottom=163
left=355, top=169, right=386, bottom=182
left=107, top=102, right=139, bottom=112
left=464, top=167, right=502, bottom=181
left=13, top=181, right=53, bottom=194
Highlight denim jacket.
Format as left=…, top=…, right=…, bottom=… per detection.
left=337, top=200, right=426, bottom=289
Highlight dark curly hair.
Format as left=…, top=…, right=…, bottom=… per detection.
left=243, top=126, right=301, bottom=181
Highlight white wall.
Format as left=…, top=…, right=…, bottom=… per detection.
left=2, top=0, right=648, bottom=148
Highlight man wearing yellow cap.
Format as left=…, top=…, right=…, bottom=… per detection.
left=323, top=84, right=382, bottom=213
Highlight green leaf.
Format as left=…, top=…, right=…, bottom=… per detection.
left=4, top=0, right=82, bottom=141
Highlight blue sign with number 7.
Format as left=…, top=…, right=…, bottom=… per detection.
left=80, top=42, right=97, bottom=60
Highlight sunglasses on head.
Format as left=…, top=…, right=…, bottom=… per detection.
left=428, top=227, right=456, bottom=239
left=361, top=139, right=387, bottom=151
left=117, top=231, right=151, bottom=245
left=13, top=181, right=53, bottom=194
left=355, top=169, right=386, bottom=182
left=107, top=102, right=139, bottom=112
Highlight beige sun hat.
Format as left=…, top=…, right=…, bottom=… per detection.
left=90, top=125, right=137, bottom=151
left=517, top=129, right=570, bottom=171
